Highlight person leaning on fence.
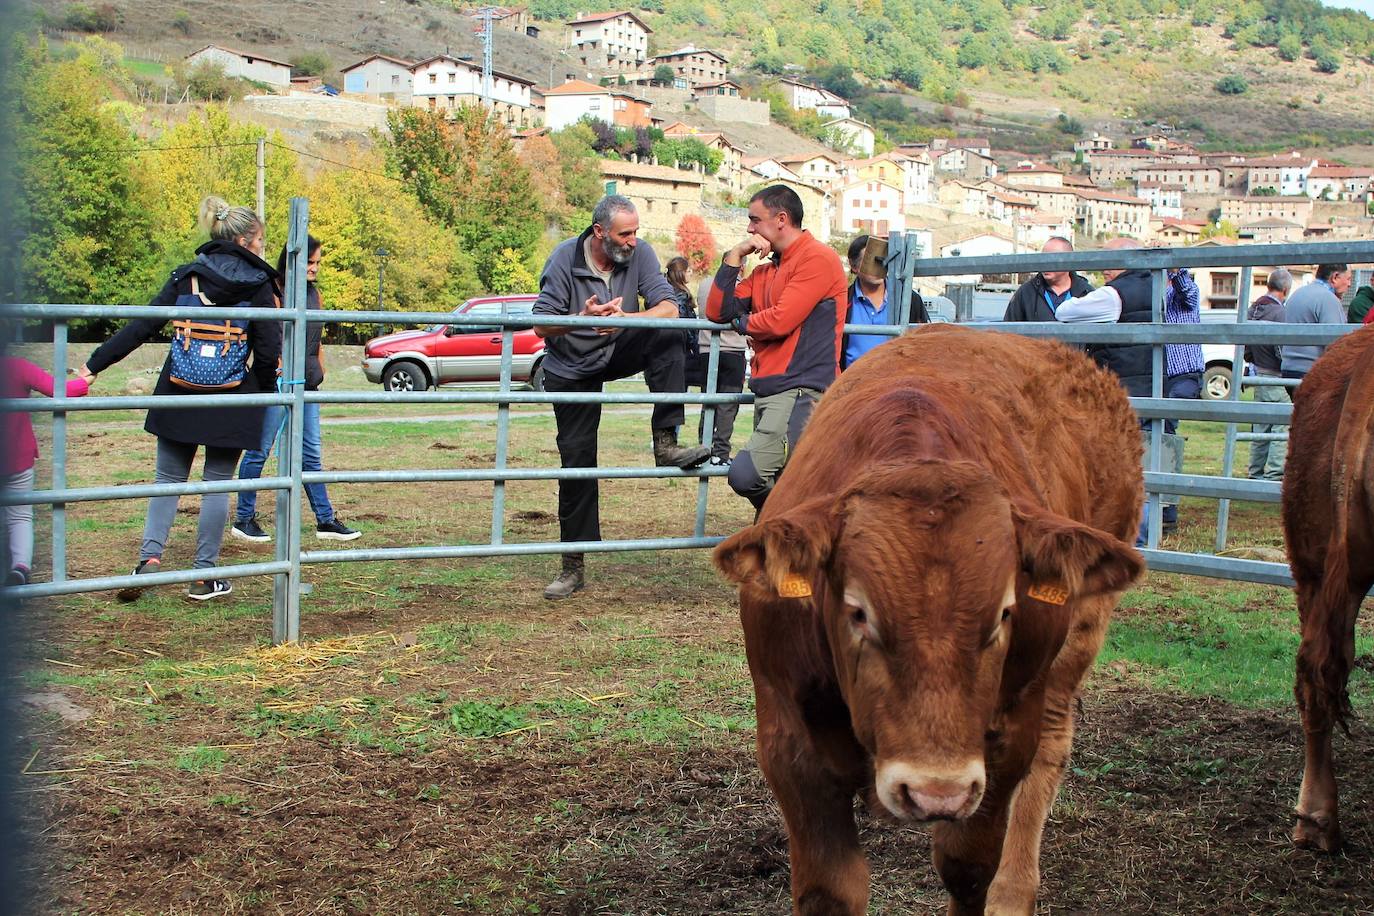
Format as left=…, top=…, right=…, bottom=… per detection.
left=841, top=234, right=928, bottom=370
left=689, top=268, right=746, bottom=467
left=1148, top=263, right=1206, bottom=538
left=1002, top=236, right=1093, bottom=322
left=231, top=235, right=360, bottom=546
left=532, top=195, right=711, bottom=600
left=705, top=184, right=847, bottom=513
left=1245, top=268, right=1292, bottom=482
left=1, top=352, right=91, bottom=586
left=78, top=196, right=282, bottom=602
left=1281, top=263, right=1353, bottom=383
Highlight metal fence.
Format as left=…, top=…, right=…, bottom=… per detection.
left=2, top=196, right=1371, bottom=643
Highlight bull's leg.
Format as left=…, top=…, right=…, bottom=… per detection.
left=762, top=747, right=869, bottom=916
left=1293, top=576, right=1363, bottom=852
left=986, top=594, right=1114, bottom=915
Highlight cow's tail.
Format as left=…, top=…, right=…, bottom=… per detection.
left=1303, top=333, right=1374, bottom=732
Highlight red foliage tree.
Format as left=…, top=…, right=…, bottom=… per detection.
left=675, top=214, right=718, bottom=275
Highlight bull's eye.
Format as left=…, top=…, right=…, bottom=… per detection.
left=1001, top=607, right=1013, bottom=622
left=851, top=608, right=867, bottom=626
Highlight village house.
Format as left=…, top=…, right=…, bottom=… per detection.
left=599, top=159, right=704, bottom=235
left=185, top=45, right=291, bottom=88
left=1187, top=247, right=1314, bottom=311
left=931, top=137, right=992, bottom=157
left=1305, top=166, right=1374, bottom=202
left=464, top=6, right=532, bottom=34
left=1245, top=155, right=1318, bottom=196
left=1239, top=217, right=1305, bottom=245
left=542, top=79, right=612, bottom=129
left=1002, top=165, right=1064, bottom=188
left=825, top=117, right=876, bottom=157
left=940, top=231, right=1016, bottom=258
left=937, top=180, right=991, bottom=217
left=1131, top=163, right=1223, bottom=194
left=341, top=54, right=415, bottom=102
left=777, top=152, right=845, bottom=192
left=835, top=178, right=906, bottom=235
left=775, top=78, right=850, bottom=119
left=935, top=146, right=997, bottom=181
left=1086, top=148, right=1200, bottom=185
left=742, top=155, right=804, bottom=185
left=1074, top=189, right=1151, bottom=239
left=692, top=80, right=741, bottom=99
left=1135, top=182, right=1184, bottom=219
left=650, top=46, right=728, bottom=88
left=409, top=55, right=535, bottom=128
left=1218, top=195, right=1315, bottom=226
left=567, top=11, right=652, bottom=74
left=1011, top=184, right=1079, bottom=218
left=1016, top=212, right=1076, bottom=249
left=1074, top=133, right=1114, bottom=154
left=1150, top=217, right=1206, bottom=245
left=849, top=151, right=931, bottom=206
left=988, top=187, right=1037, bottom=225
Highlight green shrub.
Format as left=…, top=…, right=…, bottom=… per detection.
left=1215, top=74, right=1248, bottom=94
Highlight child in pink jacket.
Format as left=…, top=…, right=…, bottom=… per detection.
left=2, top=356, right=90, bottom=585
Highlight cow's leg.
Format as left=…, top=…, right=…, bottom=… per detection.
left=763, top=745, right=869, bottom=916
left=930, top=772, right=1022, bottom=916
left=1293, top=574, right=1363, bottom=852
left=986, top=593, right=1115, bottom=915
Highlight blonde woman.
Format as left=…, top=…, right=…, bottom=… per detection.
left=81, top=196, right=281, bottom=601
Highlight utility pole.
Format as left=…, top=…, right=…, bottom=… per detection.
left=472, top=6, right=496, bottom=103
left=256, top=137, right=266, bottom=243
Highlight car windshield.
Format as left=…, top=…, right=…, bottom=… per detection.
left=441, top=300, right=535, bottom=334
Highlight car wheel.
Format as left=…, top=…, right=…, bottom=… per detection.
left=529, top=360, right=545, bottom=392
left=1202, top=364, right=1232, bottom=401
left=383, top=361, right=428, bottom=392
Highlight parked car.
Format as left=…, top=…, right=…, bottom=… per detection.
left=362, top=295, right=545, bottom=392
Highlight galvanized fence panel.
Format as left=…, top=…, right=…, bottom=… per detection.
left=3, top=200, right=1371, bottom=643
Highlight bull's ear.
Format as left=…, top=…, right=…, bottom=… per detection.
left=713, top=497, right=839, bottom=598
left=1011, top=503, right=1144, bottom=600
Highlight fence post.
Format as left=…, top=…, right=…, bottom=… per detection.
left=888, top=231, right=913, bottom=327
left=1216, top=265, right=1253, bottom=552
left=1144, top=268, right=1166, bottom=548
left=272, top=197, right=309, bottom=644
left=51, top=321, right=68, bottom=584
left=492, top=315, right=513, bottom=545
left=694, top=331, right=720, bottom=537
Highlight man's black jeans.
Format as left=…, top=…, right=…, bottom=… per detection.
left=543, top=327, right=689, bottom=545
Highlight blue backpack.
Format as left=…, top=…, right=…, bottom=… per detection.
left=168, top=275, right=251, bottom=391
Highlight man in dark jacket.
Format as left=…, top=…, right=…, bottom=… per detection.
left=1002, top=236, right=1093, bottom=322
left=532, top=195, right=710, bottom=599
left=1245, top=267, right=1291, bottom=481
left=841, top=234, right=927, bottom=369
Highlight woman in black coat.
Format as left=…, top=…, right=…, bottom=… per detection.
left=80, top=195, right=282, bottom=601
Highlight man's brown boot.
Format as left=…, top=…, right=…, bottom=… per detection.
left=652, top=428, right=711, bottom=469
left=543, top=553, right=585, bottom=600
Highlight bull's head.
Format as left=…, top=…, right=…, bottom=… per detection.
left=715, top=459, right=1142, bottom=823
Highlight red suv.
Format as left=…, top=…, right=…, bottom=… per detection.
left=362, top=295, right=546, bottom=392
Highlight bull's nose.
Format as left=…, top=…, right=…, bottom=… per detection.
left=876, top=761, right=985, bottom=821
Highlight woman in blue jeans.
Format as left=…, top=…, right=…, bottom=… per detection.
left=232, top=236, right=360, bottom=543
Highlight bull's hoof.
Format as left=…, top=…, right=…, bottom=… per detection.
left=984, top=887, right=1036, bottom=916
left=1294, top=809, right=1343, bottom=853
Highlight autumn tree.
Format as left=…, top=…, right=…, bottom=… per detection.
left=675, top=214, right=717, bottom=275
left=518, top=132, right=568, bottom=227
left=305, top=150, right=480, bottom=333
left=11, top=36, right=159, bottom=330
left=141, top=105, right=304, bottom=278
left=383, top=105, right=543, bottom=290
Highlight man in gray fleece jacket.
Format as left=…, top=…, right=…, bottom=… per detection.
left=532, top=195, right=710, bottom=599
left=1281, top=263, right=1353, bottom=380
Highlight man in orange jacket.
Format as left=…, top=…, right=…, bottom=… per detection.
left=706, top=185, right=848, bottom=511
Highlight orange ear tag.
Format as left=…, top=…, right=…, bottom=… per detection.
left=1027, top=583, right=1069, bottom=605
left=778, top=574, right=813, bottom=599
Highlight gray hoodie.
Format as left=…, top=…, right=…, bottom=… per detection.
left=532, top=227, right=677, bottom=380
left=1280, top=281, right=1343, bottom=376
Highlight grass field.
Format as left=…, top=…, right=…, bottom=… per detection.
left=12, top=340, right=1374, bottom=914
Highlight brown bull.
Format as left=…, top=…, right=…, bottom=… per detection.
left=1283, top=326, right=1374, bottom=853
left=714, top=325, right=1144, bottom=915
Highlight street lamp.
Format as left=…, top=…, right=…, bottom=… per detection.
left=376, top=248, right=389, bottom=309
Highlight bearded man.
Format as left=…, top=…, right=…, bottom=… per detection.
left=532, top=194, right=710, bottom=599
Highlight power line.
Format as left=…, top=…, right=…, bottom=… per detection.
left=118, top=141, right=263, bottom=153
left=264, top=141, right=402, bottom=183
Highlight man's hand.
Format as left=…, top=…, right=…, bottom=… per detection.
left=723, top=233, right=771, bottom=267
left=75, top=363, right=96, bottom=383
left=584, top=295, right=626, bottom=336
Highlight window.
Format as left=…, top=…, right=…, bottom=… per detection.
left=449, top=72, right=456, bottom=83
left=428, top=73, right=437, bottom=84
left=671, top=201, right=679, bottom=214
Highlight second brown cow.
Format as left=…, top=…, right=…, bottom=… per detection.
left=715, top=325, right=1144, bottom=915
